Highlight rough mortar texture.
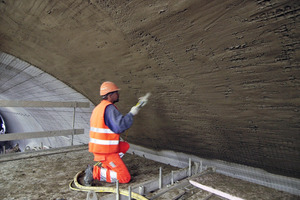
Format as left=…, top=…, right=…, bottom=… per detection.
left=0, top=0, right=299, bottom=178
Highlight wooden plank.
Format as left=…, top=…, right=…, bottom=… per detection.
left=0, top=100, right=90, bottom=108
left=0, top=129, right=84, bottom=141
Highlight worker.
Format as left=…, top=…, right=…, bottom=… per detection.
left=84, top=81, right=146, bottom=185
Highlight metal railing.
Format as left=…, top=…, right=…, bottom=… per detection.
left=0, top=100, right=90, bottom=148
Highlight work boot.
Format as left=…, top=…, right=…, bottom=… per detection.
left=84, top=165, right=93, bottom=186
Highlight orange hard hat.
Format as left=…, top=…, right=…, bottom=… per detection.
left=100, top=81, right=120, bottom=96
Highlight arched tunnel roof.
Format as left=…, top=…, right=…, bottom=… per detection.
left=0, top=52, right=93, bottom=150
left=0, top=0, right=299, bottom=180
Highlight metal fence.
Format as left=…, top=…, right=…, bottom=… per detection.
left=0, top=100, right=90, bottom=151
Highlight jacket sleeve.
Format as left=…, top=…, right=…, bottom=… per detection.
left=104, top=104, right=134, bottom=134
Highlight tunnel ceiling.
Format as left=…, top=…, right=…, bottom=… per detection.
left=0, top=0, right=299, bottom=178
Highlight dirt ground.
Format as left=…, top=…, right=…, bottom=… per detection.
left=145, top=170, right=299, bottom=200
left=0, top=146, right=178, bottom=200
left=0, top=145, right=298, bottom=200
left=188, top=172, right=299, bottom=200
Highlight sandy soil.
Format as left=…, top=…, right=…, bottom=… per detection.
left=0, top=146, right=298, bottom=200
left=189, top=172, right=298, bottom=200
left=144, top=169, right=299, bottom=200
left=0, top=147, right=178, bottom=200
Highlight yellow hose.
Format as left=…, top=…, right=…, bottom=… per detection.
left=69, top=170, right=148, bottom=200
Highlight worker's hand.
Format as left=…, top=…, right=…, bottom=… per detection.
left=129, top=105, right=140, bottom=116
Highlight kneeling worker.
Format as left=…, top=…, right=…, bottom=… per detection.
left=84, top=81, right=147, bottom=185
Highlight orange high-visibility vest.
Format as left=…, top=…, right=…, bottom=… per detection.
left=89, top=100, right=120, bottom=154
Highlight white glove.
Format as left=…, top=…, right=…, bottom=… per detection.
left=129, top=106, right=140, bottom=116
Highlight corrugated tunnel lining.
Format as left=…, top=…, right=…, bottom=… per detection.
left=0, top=52, right=93, bottom=151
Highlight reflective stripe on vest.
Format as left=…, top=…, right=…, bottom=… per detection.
left=89, top=100, right=120, bottom=154
left=89, top=138, right=119, bottom=145
left=90, top=127, right=114, bottom=134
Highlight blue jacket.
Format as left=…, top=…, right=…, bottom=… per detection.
left=104, top=104, right=133, bottom=133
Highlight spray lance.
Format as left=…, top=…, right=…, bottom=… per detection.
left=129, top=92, right=151, bottom=116
left=135, top=92, right=151, bottom=108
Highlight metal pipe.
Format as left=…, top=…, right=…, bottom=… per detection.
left=200, top=160, right=203, bottom=172
left=72, top=107, right=76, bottom=146
left=159, top=167, right=162, bottom=189
left=171, top=170, right=174, bottom=185
left=188, top=158, right=192, bottom=176
left=116, top=180, right=119, bottom=200
left=128, top=186, right=131, bottom=200
left=139, top=185, right=144, bottom=195
left=194, top=162, right=199, bottom=175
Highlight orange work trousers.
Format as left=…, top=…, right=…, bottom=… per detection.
left=93, top=141, right=131, bottom=183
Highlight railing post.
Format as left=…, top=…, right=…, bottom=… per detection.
left=159, top=167, right=162, bottom=189
left=188, top=158, right=192, bottom=176
left=139, top=185, right=145, bottom=195
left=171, top=170, right=174, bottom=185
left=128, top=186, right=132, bottom=200
left=116, top=180, right=120, bottom=200
left=72, top=106, right=76, bottom=146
